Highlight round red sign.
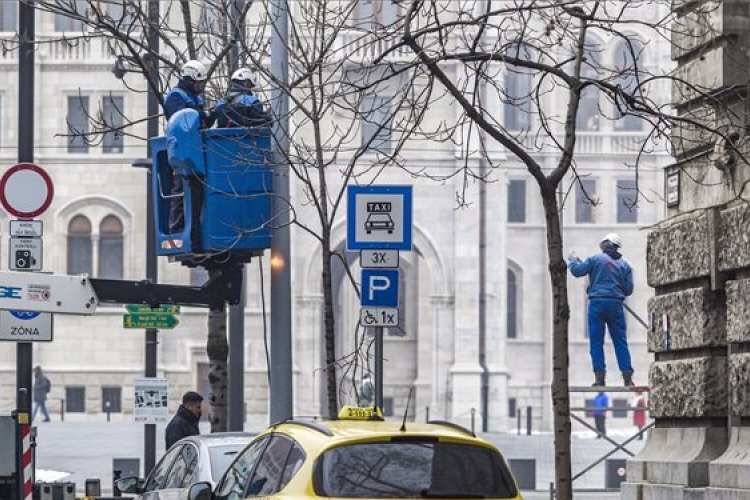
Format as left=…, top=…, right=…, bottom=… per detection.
left=0, top=164, right=54, bottom=218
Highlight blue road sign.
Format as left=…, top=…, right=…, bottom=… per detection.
left=361, top=269, right=399, bottom=308
left=347, top=185, right=413, bottom=251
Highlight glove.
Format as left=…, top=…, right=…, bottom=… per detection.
left=567, top=251, right=579, bottom=262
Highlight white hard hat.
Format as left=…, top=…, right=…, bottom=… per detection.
left=181, top=60, right=208, bottom=82
left=601, top=233, right=622, bottom=248
left=232, top=68, right=255, bottom=87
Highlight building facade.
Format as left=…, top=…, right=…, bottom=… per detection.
left=0, top=2, right=669, bottom=433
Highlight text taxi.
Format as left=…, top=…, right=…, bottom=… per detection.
left=187, top=406, right=523, bottom=500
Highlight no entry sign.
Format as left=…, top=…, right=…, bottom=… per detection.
left=0, top=164, right=54, bottom=218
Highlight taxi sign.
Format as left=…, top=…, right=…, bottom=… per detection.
left=338, top=405, right=384, bottom=420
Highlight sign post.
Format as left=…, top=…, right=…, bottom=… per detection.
left=347, top=185, right=413, bottom=411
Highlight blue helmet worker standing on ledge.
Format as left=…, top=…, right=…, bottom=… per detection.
left=568, top=233, right=635, bottom=388
left=215, top=68, right=272, bottom=128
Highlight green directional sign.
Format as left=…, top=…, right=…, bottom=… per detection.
left=125, top=304, right=181, bottom=314
left=123, top=313, right=180, bottom=330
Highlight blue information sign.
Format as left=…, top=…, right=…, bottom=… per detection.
left=360, top=269, right=399, bottom=308
left=347, top=185, right=413, bottom=251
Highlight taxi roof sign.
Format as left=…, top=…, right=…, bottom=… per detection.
left=338, top=405, right=384, bottom=421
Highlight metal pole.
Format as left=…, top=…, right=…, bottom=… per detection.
left=374, top=327, right=383, bottom=411
left=526, top=406, right=533, bottom=435
left=144, top=0, right=160, bottom=476
left=269, top=0, right=292, bottom=424
left=227, top=0, right=248, bottom=433
left=228, top=266, right=246, bottom=431
left=17, top=0, right=35, bottom=430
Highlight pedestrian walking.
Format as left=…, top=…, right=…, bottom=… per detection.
left=568, top=233, right=635, bottom=387
left=632, top=390, right=648, bottom=439
left=592, top=391, right=609, bottom=438
left=32, top=366, right=51, bottom=423
left=165, top=391, right=203, bottom=449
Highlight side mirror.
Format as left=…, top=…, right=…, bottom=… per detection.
left=187, top=482, right=213, bottom=500
left=115, top=476, right=142, bottom=494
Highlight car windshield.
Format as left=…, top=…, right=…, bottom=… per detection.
left=209, top=444, right=243, bottom=482
left=315, top=440, right=518, bottom=498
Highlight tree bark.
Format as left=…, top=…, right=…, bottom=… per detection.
left=206, top=274, right=229, bottom=431
left=540, top=182, right=573, bottom=500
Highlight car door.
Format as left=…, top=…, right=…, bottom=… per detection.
left=243, top=435, right=305, bottom=497
left=141, top=445, right=183, bottom=500
left=158, top=443, right=200, bottom=500
left=215, top=436, right=270, bottom=500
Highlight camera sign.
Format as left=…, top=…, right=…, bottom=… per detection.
left=9, top=238, right=42, bottom=271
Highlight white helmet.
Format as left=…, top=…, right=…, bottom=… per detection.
left=181, top=60, right=208, bottom=82
left=231, top=68, right=255, bottom=86
left=601, top=233, right=622, bottom=248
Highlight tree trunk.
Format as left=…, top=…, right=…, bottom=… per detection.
left=206, top=273, right=229, bottom=431
left=322, top=233, right=338, bottom=418
left=540, top=183, right=573, bottom=500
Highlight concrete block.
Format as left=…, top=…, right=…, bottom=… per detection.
left=643, top=427, right=728, bottom=486
left=706, top=487, right=750, bottom=500
left=650, top=358, right=727, bottom=418
left=622, top=482, right=644, bottom=500
left=629, top=427, right=667, bottom=482
left=730, top=354, right=750, bottom=416
left=709, top=427, right=750, bottom=489
left=647, top=288, right=726, bottom=352
left=672, top=45, right=748, bottom=106
left=671, top=100, right=747, bottom=161
left=727, top=280, right=750, bottom=342
left=672, top=1, right=750, bottom=60
left=643, top=484, right=707, bottom=500
left=719, top=206, right=750, bottom=272
left=647, top=215, right=710, bottom=287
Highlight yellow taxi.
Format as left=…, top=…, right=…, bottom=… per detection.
left=187, top=406, right=523, bottom=500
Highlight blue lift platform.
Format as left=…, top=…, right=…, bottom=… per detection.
left=150, top=109, right=274, bottom=266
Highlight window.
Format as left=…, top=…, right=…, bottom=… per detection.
left=99, top=215, right=123, bottom=279
left=55, top=0, right=87, bottom=31
left=246, top=436, right=296, bottom=496
left=65, top=386, right=85, bottom=413
left=576, top=47, right=602, bottom=131
left=145, top=446, right=182, bottom=491
left=165, top=444, right=199, bottom=488
left=106, top=0, right=139, bottom=27
left=507, top=268, right=518, bottom=338
left=617, top=179, right=638, bottom=223
left=355, top=0, right=401, bottom=29
left=504, top=44, right=533, bottom=131
left=361, top=95, right=392, bottom=154
left=575, top=178, right=597, bottom=223
left=101, top=386, right=122, bottom=412
left=507, top=180, right=526, bottom=223
left=613, top=40, right=644, bottom=131
left=612, top=399, right=629, bottom=419
left=508, top=397, right=517, bottom=418
left=68, top=215, right=92, bottom=275
left=0, top=1, right=17, bottom=32
left=67, top=95, right=90, bottom=153
left=216, top=436, right=269, bottom=500
left=102, top=96, right=125, bottom=153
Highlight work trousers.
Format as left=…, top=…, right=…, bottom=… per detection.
left=588, top=298, right=632, bottom=373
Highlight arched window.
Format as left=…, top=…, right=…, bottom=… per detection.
left=507, top=268, right=518, bottom=338
left=613, top=39, right=644, bottom=131
left=68, top=215, right=92, bottom=275
left=99, top=215, right=123, bottom=279
left=576, top=43, right=602, bottom=131
left=504, top=43, right=533, bottom=131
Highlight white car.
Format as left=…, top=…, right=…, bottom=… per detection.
left=117, top=433, right=254, bottom=500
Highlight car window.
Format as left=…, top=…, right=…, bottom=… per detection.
left=216, top=436, right=269, bottom=500
left=209, top=444, right=244, bottom=482
left=278, top=442, right=305, bottom=491
left=245, top=435, right=295, bottom=496
left=164, top=444, right=199, bottom=489
left=315, top=440, right=518, bottom=498
left=144, top=445, right=182, bottom=492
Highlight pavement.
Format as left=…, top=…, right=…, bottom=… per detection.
left=30, top=415, right=643, bottom=499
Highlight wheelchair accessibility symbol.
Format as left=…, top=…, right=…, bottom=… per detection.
left=360, top=307, right=399, bottom=327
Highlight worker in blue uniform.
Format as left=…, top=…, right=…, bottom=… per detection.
left=164, top=60, right=215, bottom=251
left=568, top=233, right=635, bottom=387
left=215, top=68, right=272, bottom=128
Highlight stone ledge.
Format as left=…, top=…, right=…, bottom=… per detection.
left=650, top=358, right=727, bottom=418
left=647, top=289, right=726, bottom=352
left=706, top=487, right=750, bottom=500
left=647, top=215, right=710, bottom=287
left=622, top=482, right=644, bottom=500
left=643, top=483, right=707, bottom=500
left=709, top=427, right=750, bottom=489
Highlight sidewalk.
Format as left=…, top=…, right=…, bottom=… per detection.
left=33, top=418, right=643, bottom=496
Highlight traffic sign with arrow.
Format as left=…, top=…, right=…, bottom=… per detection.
left=125, top=304, right=181, bottom=314
left=123, top=313, right=179, bottom=329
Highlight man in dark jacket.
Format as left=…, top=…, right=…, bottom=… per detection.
left=165, top=391, right=203, bottom=449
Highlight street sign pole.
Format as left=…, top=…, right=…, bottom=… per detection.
left=374, top=327, right=383, bottom=411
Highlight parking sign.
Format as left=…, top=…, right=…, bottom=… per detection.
left=361, top=269, right=399, bottom=308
